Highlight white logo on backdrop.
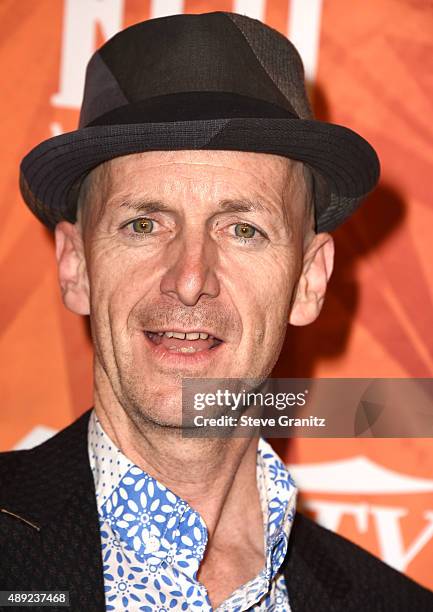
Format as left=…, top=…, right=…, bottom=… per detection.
left=51, top=0, right=125, bottom=109
left=289, top=457, right=433, bottom=572
left=13, top=425, right=58, bottom=451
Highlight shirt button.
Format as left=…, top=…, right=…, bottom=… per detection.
left=146, top=535, right=160, bottom=552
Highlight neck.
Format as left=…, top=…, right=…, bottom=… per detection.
left=94, top=389, right=262, bottom=543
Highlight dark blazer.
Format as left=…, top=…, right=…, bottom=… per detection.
left=0, top=409, right=432, bottom=612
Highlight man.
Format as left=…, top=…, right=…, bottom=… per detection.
left=1, top=11, right=432, bottom=612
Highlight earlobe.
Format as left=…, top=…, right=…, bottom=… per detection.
left=54, top=221, right=90, bottom=316
left=289, top=233, right=334, bottom=326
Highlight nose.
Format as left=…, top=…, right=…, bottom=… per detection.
left=160, top=228, right=220, bottom=306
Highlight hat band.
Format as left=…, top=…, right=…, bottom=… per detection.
left=86, top=91, right=298, bottom=127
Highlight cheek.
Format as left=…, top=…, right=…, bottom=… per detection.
left=87, top=242, right=157, bottom=313
left=227, top=250, right=297, bottom=345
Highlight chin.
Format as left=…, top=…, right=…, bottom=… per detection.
left=124, top=386, right=185, bottom=429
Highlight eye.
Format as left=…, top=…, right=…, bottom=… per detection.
left=234, top=223, right=256, bottom=239
left=130, top=218, right=154, bottom=233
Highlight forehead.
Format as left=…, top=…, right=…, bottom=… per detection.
left=94, top=150, right=304, bottom=200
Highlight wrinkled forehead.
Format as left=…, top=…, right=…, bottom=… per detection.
left=77, top=150, right=309, bottom=227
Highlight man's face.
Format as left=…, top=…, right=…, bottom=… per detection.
left=57, top=150, right=327, bottom=426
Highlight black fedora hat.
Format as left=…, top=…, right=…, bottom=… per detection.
left=19, top=11, right=380, bottom=232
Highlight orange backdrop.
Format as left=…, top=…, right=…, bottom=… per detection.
left=1, top=0, right=432, bottom=591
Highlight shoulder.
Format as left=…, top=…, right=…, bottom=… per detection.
left=0, top=448, right=28, bottom=492
left=287, top=511, right=433, bottom=610
left=0, top=410, right=92, bottom=506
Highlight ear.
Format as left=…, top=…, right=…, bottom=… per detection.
left=54, top=221, right=90, bottom=315
left=289, top=232, right=334, bottom=326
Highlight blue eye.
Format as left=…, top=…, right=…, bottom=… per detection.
left=131, top=218, right=154, bottom=233
left=234, top=223, right=256, bottom=239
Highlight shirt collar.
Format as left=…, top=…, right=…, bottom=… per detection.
left=88, top=409, right=297, bottom=583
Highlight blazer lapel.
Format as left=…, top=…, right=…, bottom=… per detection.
left=0, top=410, right=105, bottom=611
left=283, top=511, right=352, bottom=612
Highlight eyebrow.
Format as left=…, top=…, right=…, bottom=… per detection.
left=119, top=199, right=170, bottom=214
left=118, top=198, right=267, bottom=214
left=218, top=199, right=266, bottom=213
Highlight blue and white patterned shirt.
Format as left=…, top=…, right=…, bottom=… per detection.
left=88, top=409, right=297, bottom=611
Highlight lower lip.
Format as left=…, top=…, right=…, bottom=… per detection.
left=142, top=332, right=225, bottom=368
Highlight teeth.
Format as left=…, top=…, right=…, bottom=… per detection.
left=152, top=331, right=212, bottom=340
left=172, top=332, right=186, bottom=339
left=168, top=346, right=199, bottom=353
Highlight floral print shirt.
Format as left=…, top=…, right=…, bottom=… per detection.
left=88, top=410, right=297, bottom=611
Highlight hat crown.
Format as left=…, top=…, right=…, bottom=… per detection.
left=79, top=11, right=313, bottom=128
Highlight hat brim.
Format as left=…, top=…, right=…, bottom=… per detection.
left=20, top=117, right=380, bottom=232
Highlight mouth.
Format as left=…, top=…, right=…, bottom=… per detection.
left=144, top=329, right=223, bottom=354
